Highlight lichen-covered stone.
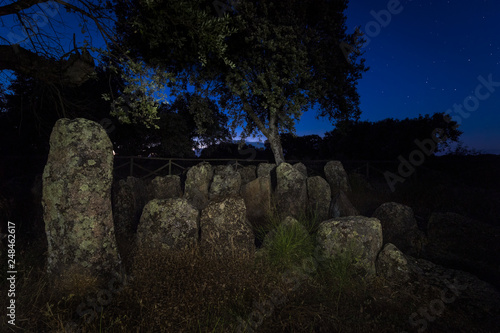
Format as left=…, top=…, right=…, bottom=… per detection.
left=324, top=161, right=351, bottom=195
left=238, top=165, right=257, bottom=185
left=372, top=202, right=424, bottom=255
left=257, top=163, right=276, bottom=178
left=329, top=190, right=359, bottom=218
left=42, top=118, right=119, bottom=278
left=148, top=175, right=182, bottom=200
left=376, top=243, right=410, bottom=284
left=316, top=216, right=383, bottom=277
left=184, top=162, right=213, bottom=210
left=241, top=176, right=271, bottom=224
left=306, top=176, right=331, bottom=222
left=209, top=165, right=242, bottom=201
left=293, top=162, right=308, bottom=177
left=200, top=197, right=255, bottom=257
left=112, top=176, right=148, bottom=237
left=275, top=163, right=307, bottom=219
left=137, top=198, right=199, bottom=251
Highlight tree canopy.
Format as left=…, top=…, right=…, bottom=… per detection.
left=114, top=0, right=368, bottom=164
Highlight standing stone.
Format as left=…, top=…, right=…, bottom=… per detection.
left=238, top=165, right=257, bottom=186
left=136, top=198, right=199, bottom=251
left=306, top=176, right=331, bottom=223
left=257, top=163, right=276, bottom=178
left=324, top=161, right=351, bottom=195
left=184, top=162, right=213, bottom=210
left=241, top=176, right=272, bottom=224
left=112, top=176, right=148, bottom=237
left=42, top=118, right=119, bottom=278
left=209, top=165, right=242, bottom=201
left=148, top=175, right=182, bottom=200
left=316, top=216, right=383, bottom=277
left=372, top=202, right=424, bottom=255
left=293, top=162, right=308, bottom=177
left=200, top=197, right=255, bottom=257
left=275, top=163, right=307, bottom=219
left=329, top=190, right=359, bottom=218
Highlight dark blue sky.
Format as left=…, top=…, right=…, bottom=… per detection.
left=297, top=0, right=500, bottom=154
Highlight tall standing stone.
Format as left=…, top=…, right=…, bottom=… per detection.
left=324, top=161, right=351, bottom=195
left=275, top=163, right=307, bottom=219
left=306, top=176, right=331, bottom=222
left=241, top=176, right=272, bottom=224
left=184, top=162, right=213, bottom=210
left=42, top=118, right=119, bottom=279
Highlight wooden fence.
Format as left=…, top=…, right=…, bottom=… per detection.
left=113, top=156, right=404, bottom=181
left=113, top=156, right=270, bottom=180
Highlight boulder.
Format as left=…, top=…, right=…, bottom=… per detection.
left=241, top=176, right=272, bottom=224
left=148, top=175, right=182, bottom=200
left=257, top=163, right=276, bottom=178
left=275, top=163, right=307, bottom=219
left=424, top=212, right=500, bottom=289
left=372, top=202, right=424, bottom=255
left=329, top=190, right=359, bottom=218
left=293, top=162, right=308, bottom=177
left=375, top=243, right=410, bottom=285
left=306, top=176, right=331, bottom=222
left=137, top=198, right=199, bottom=251
left=316, top=216, right=383, bottom=277
left=324, top=161, right=351, bottom=195
left=405, top=255, right=500, bottom=323
left=200, top=197, right=255, bottom=257
left=42, top=118, right=119, bottom=278
left=238, top=165, right=257, bottom=185
left=209, top=165, right=242, bottom=201
left=184, top=162, right=213, bottom=210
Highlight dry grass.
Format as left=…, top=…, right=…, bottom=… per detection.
left=1, top=171, right=498, bottom=332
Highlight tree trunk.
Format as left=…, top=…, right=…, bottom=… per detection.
left=267, top=131, right=285, bottom=165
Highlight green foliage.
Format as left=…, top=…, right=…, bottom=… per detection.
left=114, top=0, right=368, bottom=164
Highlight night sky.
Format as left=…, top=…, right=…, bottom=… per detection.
left=297, top=0, right=500, bottom=154
left=2, top=1, right=499, bottom=153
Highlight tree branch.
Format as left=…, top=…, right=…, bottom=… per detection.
left=0, top=44, right=94, bottom=86
left=0, top=0, right=45, bottom=17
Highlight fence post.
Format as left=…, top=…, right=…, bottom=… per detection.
left=129, top=157, right=134, bottom=177
left=169, top=159, right=172, bottom=176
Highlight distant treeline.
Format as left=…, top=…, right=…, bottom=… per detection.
left=201, top=113, right=466, bottom=161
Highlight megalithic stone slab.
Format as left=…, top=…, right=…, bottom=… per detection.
left=42, top=118, right=119, bottom=279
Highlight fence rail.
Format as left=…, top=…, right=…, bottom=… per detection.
left=112, top=156, right=405, bottom=181
left=113, top=156, right=270, bottom=180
